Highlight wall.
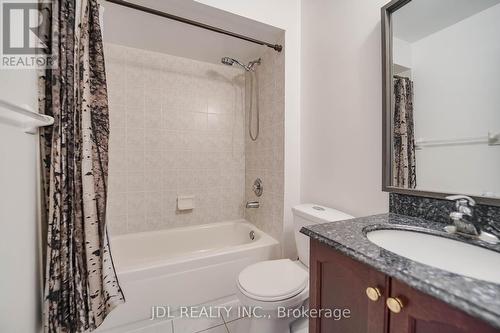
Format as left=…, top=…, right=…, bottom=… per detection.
left=300, top=0, right=389, bottom=217
left=245, top=39, right=285, bottom=243
left=0, top=70, right=41, bottom=332
left=105, top=43, right=246, bottom=234
left=409, top=4, right=500, bottom=197
left=194, top=0, right=301, bottom=258
left=393, top=38, right=412, bottom=70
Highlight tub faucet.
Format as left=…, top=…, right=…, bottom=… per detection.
left=246, top=201, right=260, bottom=209
left=446, top=195, right=479, bottom=236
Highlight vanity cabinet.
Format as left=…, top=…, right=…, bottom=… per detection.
left=309, top=240, right=499, bottom=333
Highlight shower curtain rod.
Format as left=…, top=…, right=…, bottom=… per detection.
left=105, top=0, right=283, bottom=52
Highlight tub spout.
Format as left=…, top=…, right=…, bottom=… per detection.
left=246, top=201, right=260, bottom=209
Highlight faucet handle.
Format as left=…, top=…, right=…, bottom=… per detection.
left=445, top=195, right=476, bottom=207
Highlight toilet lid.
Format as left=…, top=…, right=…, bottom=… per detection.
left=238, top=259, right=308, bottom=301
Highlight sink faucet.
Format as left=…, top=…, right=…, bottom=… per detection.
left=445, top=195, right=499, bottom=244
left=446, top=195, right=479, bottom=236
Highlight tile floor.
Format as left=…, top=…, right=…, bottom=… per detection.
left=128, top=310, right=308, bottom=333
left=102, top=297, right=308, bottom=333
left=177, top=314, right=251, bottom=333
left=115, top=298, right=250, bottom=333
left=172, top=299, right=250, bottom=333
left=125, top=309, right=249, bottom=333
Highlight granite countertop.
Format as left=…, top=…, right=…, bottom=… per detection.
left=301, top=213, right=500, bottom=329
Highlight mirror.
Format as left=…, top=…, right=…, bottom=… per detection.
left=382, top=0, right=500, bottom=205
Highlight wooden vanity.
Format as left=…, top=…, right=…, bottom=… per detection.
left=309, top=239, right=500, bottom=333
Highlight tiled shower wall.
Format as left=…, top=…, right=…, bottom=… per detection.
left=104, top=43, right=246, bottom=235
left=244, top=42, right=285, bottom=243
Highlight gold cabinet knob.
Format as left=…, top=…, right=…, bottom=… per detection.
left=386, top=297, right=404, bottom=313
left=366, top=287, right=381, bottom=302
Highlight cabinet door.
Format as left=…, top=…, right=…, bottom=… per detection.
left=309, top=240, right=388, bottom=333
left=389, top=279, right=500, bottom=333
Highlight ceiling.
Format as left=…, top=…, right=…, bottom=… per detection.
left=393, top=0, right=500, bottom=42
left=101, top=0, right=284, bottom=65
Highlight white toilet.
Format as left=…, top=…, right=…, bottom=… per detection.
left=236, top=204, right=353, bottom=333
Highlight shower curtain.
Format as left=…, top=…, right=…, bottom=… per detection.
left=38, top=0, right=124, bottom=332
left=393, top=76, right=417, bottom=189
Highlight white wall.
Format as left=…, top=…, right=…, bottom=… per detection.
left=393, top=37, right=412, bottom=69
left=300, top=0, right=389, bottom=217
left=194, top=0, right=301, bottom=258
left=0, top=69, right=41, bottom=332
left=411, top=4, right=500, bottom=197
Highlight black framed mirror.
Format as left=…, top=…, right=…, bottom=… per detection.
left=382, top=0, right=500, bottom=206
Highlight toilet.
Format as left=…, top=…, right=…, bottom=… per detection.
left=236, top=204, right=353, bottom=333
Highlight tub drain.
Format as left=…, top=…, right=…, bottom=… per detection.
left=249, top=231, right=255, bottom=240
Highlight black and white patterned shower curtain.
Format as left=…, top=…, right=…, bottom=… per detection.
left=393, top=77, right=417, bottom=189
left=38, top=0, right=124, bottom=331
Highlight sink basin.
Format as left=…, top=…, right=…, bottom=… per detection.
left=366, top=229, right=500, bottom=284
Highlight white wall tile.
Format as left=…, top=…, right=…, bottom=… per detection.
left=126, top=107, right=145, bottom=129
left=127, top=192, right=146, bottom=216
left=109, top=107, right=126, bottom=128
left=145, top=171, right=162, bottom=192
left=127, top=172, right=145, bottom=192
left=145, top=151, right=163, bottom=171
left=125, top=87, right=144, bottom=109
left=126, top=150, right=145, bottom=172
left=107, top=215, right=127, bottom=236
left=109, top=149, right=127, bottom=173
left=126, top=128, right=145, bottom=151
left=106, top=43, right=246, bottom=234
left=108, top=171, right=127, bottom=193
left=244, top=46, right=285, bottom=244
left=109, top=127, right=126, bottom=151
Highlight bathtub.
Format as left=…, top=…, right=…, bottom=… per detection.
left=98, top=220, right=279, bottom=331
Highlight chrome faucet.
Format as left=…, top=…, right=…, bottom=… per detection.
left=446, top=195, right=479, bottom=236
left=445, top=195, right=499, bottom=244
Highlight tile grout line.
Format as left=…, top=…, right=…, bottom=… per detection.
left=190, top=322, right=228, bottom=333
left=220, top=313, right=229, bottom=333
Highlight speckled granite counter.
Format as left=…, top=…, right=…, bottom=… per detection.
left=301, top=213, right=500, bottom=329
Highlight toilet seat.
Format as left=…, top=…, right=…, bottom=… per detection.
left=237, top=259, right=308, bottom=302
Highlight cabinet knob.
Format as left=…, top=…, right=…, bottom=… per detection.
left=366, top=287, right=381, bottom=302
left=386, top=297, right=404, bottom=313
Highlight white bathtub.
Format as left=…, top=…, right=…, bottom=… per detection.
left=98, top=220, right=279, bottom=331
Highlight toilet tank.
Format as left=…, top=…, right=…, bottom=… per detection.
left=292, top=204, right=353, bottom=267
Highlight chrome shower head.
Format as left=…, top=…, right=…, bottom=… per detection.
left=221, top=57, right=236, bottom=66
left=220, top=57, right=261, bottom=71
left=221, top=57, right=247, bottom=70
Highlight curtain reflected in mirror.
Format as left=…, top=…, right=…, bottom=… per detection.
left=393, top=76, right=416, bottom=189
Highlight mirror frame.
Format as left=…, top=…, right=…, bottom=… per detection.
left=381, top=0, right=500, bottom=207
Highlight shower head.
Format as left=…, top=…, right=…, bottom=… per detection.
left=221, top=57, right=247, bottom=70
left=220, top=57, right=261, bottom=71
left=221, top=57, right=236, bottom=66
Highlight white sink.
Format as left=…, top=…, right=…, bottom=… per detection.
left=366, top=229, right=500, bottom=284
